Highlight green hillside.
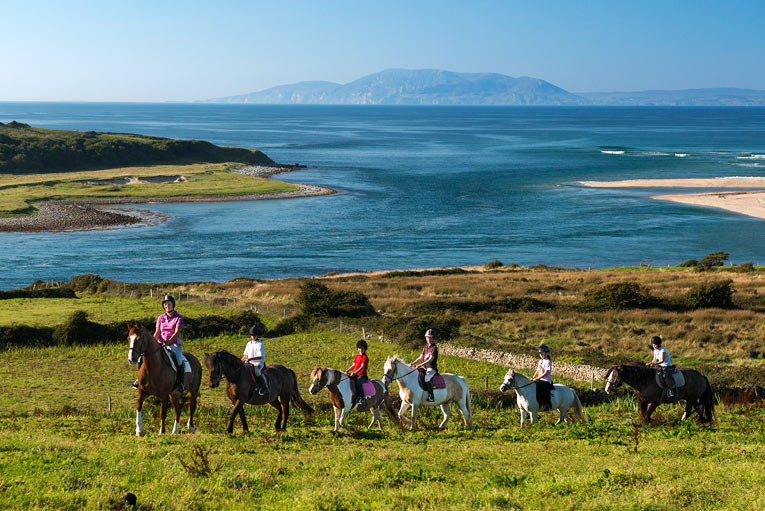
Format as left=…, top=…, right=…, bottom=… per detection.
left=0, top=121, right=273, bottom=173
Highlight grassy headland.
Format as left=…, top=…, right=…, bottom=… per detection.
left=0, top=121, right=273, bottom=173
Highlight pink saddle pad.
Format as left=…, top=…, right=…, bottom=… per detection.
left=362, top=381, right=377, bottom=397
left=432, top=374, right=446, bottom=389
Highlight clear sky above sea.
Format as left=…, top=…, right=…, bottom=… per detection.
left=2, top=0, right=764, bottom=102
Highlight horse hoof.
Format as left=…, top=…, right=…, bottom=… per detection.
left=136, top=431, right=145, bottom=437
left=188, top=427, right=197, bottom=433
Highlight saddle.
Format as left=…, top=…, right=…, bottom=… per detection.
left=245, top=364, right=268, bottom=384
left=654, top=367, right=685, bottom=390
left=350, top=380, right=378, bottom=400
left=417, top=368, right=446, bottom=391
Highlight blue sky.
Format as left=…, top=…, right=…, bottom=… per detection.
left=2, top=1, right=764, bottom=102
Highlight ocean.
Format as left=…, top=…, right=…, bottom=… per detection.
left=1, top=103, right=764, bottom=289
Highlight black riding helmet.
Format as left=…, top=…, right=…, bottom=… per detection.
left=538, top=344, right=551, bottom=354
left=249, top=324, right=262, bottom=337
left=161, top=295, right=176, bottom=308
left=356, top=339, right=368, bottom=350
left=650, top=335, right=662, bottom=347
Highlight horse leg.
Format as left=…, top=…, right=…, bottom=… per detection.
left=281, top=400, right=290, bottom=432
left=398, top=401, right=411, bottom=428
left=529, top=407, right=538, bottom=426
left=410, top=404, right=418, bottom=431
left=228, top=400, right=245, bottom=434
left=643, top=402, right=657, bottom=424
left=682, top=399, right=694, bottom=421
left=135, top=393, right=146, bottom=437
left=271, top=399, right=283, bottom=431
left=370, top=407, right=382, bottom=430
left=339, top=406, right=352, bottom=431
left=187, top=391, right=197, bottom=433
left=438, top=403, right=451, bottom=429
left=169, top=393, right=182, bottom=434
left=159, top=396, right=169, bottom=434
left=519, top=406, right=526, bottom=428
left=333, top=407, right=341, bottom=432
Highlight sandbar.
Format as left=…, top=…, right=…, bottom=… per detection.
left=0, top=165, right=337, bottom=233
left=581, top=177, right=765, bottom=188
left=650, top=191, right=765, bottom=220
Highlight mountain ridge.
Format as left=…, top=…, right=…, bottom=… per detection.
left=203, top=69, right=765, bottom=106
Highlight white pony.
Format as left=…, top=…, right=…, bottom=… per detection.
left=308, top=367, right=399, bottom=432
left=383, top=355, right=472, bottom=430
left=500, top=369, right=585, bottom=427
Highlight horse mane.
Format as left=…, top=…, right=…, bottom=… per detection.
left=212, top=350, right=244, bottom=370
left=387, top=355, right=409, bottom=367
left=615, top=364, right=654, bottom=387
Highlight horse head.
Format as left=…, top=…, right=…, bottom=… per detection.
left=500, top=369, right=516, bottom=392
left=308, top=367, right=328, bottom=395
left=604, top=366, right=622, bottom=394
left=382, top=355, right=403, bottom=386
left=127, top=323, right=147, bottom=365
left=204, top=352, right=223, bottom=389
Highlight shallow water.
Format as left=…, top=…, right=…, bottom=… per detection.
left=1, top=103, right=764, bottom=289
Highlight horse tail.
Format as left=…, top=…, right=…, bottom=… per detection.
left=288, top=368, right=314, bottom=416
left=697, top=375, right=715, bottom=423
left=382, top=387, right=404, bottom=430
left=462, top=379, right=473, bottom=428
left=573, top=391, right=586, bottom=423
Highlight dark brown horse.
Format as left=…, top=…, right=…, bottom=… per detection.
left=605, top=365, right=714, bottom=423
left=204, top=351, right=313, bottom=433
left=127, top=323, right=202, bottom=436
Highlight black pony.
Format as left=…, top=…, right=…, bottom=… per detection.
left=605, top=365, right=714, bottom=423
left=204, top=351, right=313, bottom=432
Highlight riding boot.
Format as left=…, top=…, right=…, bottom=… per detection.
left=257, top=373, right=269, bottom=396
left=180, top=372, right=190, bottom=395
left=425, top=381, right=435, bottom=402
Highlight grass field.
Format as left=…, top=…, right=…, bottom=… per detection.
left=0, top=329, right=763, bottom=510
left=0, top=163, right=298, bottom=216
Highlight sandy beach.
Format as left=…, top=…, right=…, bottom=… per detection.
left=581, top=177, right=765, bottom=188
left=582, top=177, right=765, bottom=220
left=0, top=165, right=337, bottom=233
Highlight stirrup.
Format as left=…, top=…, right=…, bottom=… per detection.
left=427, top=393, right=435, bottom=402
left=131, top=380, right=139, bottom=390
left=258, top=386, right=268, bottom=395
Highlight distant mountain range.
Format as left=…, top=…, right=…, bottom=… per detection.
left=202, top=69, right=765, bottom=106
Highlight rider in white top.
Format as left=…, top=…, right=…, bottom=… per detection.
left=646, top=336, right=675, bottom=396
left=531, top=345, right=554, bottom=410
left=242, top=325, right=269, bottom=395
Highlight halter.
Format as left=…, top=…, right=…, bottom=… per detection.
left=311, top=368, right=349, bottom=392
left=604, top=367, right=622, bottom=393
left=504, top=373, right=535, bottom=390
left=129, top=327, right=168, bottom=363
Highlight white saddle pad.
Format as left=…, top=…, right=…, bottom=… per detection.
left=655, top=369, right=685, bottom=389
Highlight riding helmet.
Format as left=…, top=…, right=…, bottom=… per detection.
left=161, top=295, right=176, bottom=307
left=424, top=329, right=435, bottom=339
left=356, top=339, right=368, bottom=350
left=650, top=336, right=662, bottom=346
left=538, top=344, right=551, bottom=354
left=249, top=324, right=262, bottom=337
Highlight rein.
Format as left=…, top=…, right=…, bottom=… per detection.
left=133, top=330, right=173, bottom=369
left=384, top=363, right=419, bottom=383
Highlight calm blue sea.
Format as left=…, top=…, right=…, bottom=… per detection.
left=1, top=103, right=764, bottom=289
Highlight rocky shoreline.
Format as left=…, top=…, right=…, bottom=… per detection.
left=0, top=165, right=337, bottom=233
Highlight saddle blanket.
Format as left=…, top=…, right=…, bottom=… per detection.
left=418, top=371, right=446, bottom=390
left=654, top=368, right=685, bottom=389
left=351, top=380, right=378, bottom=399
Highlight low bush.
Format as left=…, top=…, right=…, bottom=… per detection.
left=580, top=282, right=655, bottom=310
left=414, top=297, right=551, bottom=315
left=0, top=287, right=76, bottom=300
left=685, top=280, right=734, bottom=309
left=484, top=259, right=504, bottom=269
left=698, top=251, right=730, bottom=268
left=402, top=315, right=461, bottom=346
left=380, top=268, right=471, bottom=278
left=677, top=259, right=699, bottom=268
left=0, top=324, right=55, bottom=348
left=295, top=280, right=376, bottom=318
left=52, top=310, right=111, bottom=346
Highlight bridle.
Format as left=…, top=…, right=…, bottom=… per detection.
left=128, top=327, right=163, bottom=364
left=605, top=368, right=622, bottom=393
left=502, top=373, right=535, bottom=391
left=310, top=368, right=349, bottom=393
left=382, top=360, right=418, bottom=386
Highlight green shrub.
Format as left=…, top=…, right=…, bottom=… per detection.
left=677, top=259, right=699, bottom=268
left=64, top=274, right=104, bottom=293
left=581, top=282, right=654, bottom=310
left=402, top=315, right=460, bottom=345
left=484, top=259, right=503, bottom=269
left=0, top=325, right=55, bottom=348
left=685, top=280, right=734, bottom=309
left=52, top=310, right=110, bottom=345
left=698, top=251, right=730, bottom=268
left=736, top=262, right=756, bottom=273
left=0, top=287, right=76, bottom=300
left=295, top=281, right=376, bottom=318
left=414, top=297, right=551, bottom=315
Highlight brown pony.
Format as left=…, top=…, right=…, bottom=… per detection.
left=127, top=323, right=202, bottom=436
left=204, top=351, right=313, bottom=433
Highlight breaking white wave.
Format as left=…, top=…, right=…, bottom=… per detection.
left=737, top=154, right=765, bottom=160
left=601, top=150, right=625, bottom=155
left=674, top=153, right=689, bottom=157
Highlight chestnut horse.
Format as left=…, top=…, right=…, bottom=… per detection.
left=605, top=365, right=714, bottom=423
left=308, top=367, right=401, bottom=432
left=204, top=351, right=313, bottom=433
left=127, top=323, right=202, bottom=436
